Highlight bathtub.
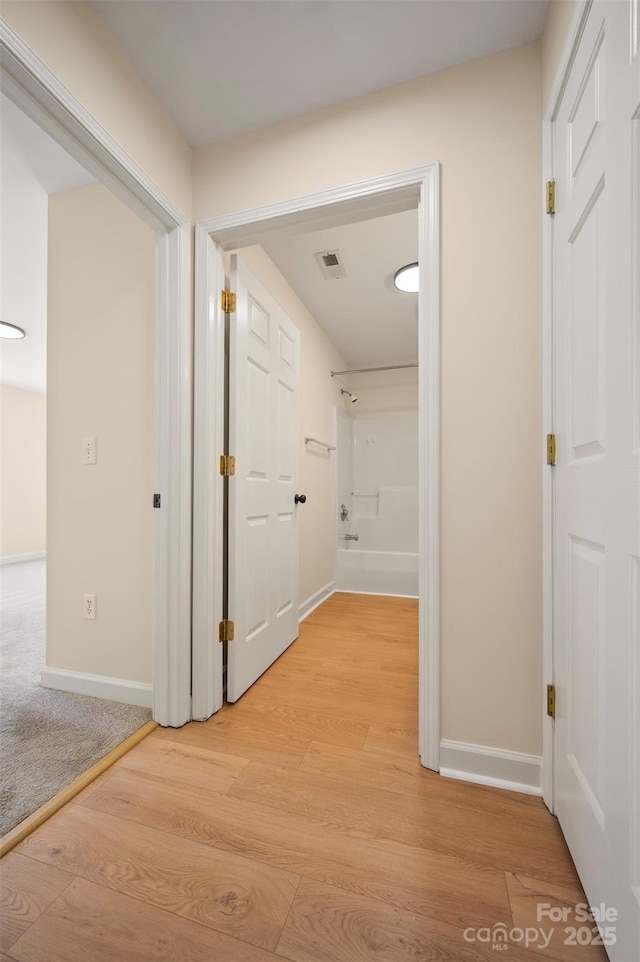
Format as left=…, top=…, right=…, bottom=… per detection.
left=336, top=548, right=418, bottom=597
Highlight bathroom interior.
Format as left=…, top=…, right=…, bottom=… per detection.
left=240, top=202, right=420, bottom=606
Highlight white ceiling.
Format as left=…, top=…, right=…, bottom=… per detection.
left=0, top=94, right=94, bottom=393
left=262, top=208, right=419, bottom=368
left=91, top=0, right=548, bottom=147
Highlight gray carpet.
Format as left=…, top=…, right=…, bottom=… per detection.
left=0, top=559, right=152, bottom=836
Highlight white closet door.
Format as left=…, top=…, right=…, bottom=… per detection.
left=227, top=254, right=301, bottom=701
left=552, top=3, right=640, bottom=958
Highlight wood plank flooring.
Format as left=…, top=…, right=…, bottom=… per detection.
left=0, top=592, right=606, bottom=961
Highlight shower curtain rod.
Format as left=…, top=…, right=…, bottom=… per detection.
left=331, top=363, right=419, bottom=376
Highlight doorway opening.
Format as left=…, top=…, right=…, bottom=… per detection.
left=1, top=24, right=191, bottom=732
left=0, top=92, right=158, bottom=836
left=0, top=28, right=191, bottom=842
left=193, top=165, right=440, bottom=770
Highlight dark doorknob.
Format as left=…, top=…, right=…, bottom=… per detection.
left=294, top=494, right=307, bottom=505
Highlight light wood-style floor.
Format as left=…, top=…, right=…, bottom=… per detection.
left=1, top=593, right=606, bottom=961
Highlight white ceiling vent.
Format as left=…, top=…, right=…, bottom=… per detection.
left=314, top=249, right=347, bottom=281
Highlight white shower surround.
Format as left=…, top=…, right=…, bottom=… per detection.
left=336, top=412, right=419, bottom=597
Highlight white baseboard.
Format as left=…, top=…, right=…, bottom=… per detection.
left=439, top=739, right=542, bottom=796
left=41, top=667, right=152, bottom=709
left=0, top=551, right=46, bottom=566
left=335, top=588, right=418, bottom=599
left=299, top=581, right=335, bottom=622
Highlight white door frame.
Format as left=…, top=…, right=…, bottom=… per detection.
left=0, top=20, right=192, bottom=727
left=193, top=164, right=441, bottom=770
left=541, top=0, right=593, bottom=809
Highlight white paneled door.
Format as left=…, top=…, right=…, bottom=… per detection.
left=227, top=254, right=301, bottom=701
left=552, top=2, right=640, bottom=958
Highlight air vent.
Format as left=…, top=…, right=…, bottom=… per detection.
left=314, top=249, right=347, bottom=281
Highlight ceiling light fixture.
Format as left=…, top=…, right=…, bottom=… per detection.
left=0, top=321, right=26, bottom=339
left=393, top=262, right=419, bottom=293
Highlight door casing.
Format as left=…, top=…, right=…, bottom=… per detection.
left=193, top=164, right=441, bottom=770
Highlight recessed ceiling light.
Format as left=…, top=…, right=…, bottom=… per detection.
left=393, top=262, right=419, bottom=293
left=0, top=321, right=26, bottom=339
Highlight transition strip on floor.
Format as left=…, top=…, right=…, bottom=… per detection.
left=0, top=720, right=158, bottom=857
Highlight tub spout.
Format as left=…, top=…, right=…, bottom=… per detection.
left=343, top=533, right=359, bottom=542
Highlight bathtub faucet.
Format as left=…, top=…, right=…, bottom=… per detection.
left=343, top=533, right=359, bottom=542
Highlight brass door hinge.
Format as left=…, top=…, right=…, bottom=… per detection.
left=221, top=289, right=236, bottom=314
left=546, top=180, right=556, bottom=215
left=219, top=454, right=236, bottom=477
left=547, top=684, right=556, bottom=719
left=546, top=434, right=556, bottom=466
left=219, top=619, right=235, bottom=643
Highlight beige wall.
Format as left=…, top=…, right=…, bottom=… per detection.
left=542, top=1, right=579, bottom=109
left=197, top=43, right=543, bottom=755
left=349, top=370, right=419, bottom=419
left=47, top=182, right=155, bottom=683
left=233, top=246, right=348, bottom=606
left=2, top=1, right=192, bottom=218
left=0, top=385, right=46, bottom=559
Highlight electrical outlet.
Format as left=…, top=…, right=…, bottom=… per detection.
left=81, top=438, right=97, bottom=465
left=83, top=594, right=96, bottom=620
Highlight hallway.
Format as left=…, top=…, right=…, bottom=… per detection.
left=1, top=593, right=603, bottom=961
